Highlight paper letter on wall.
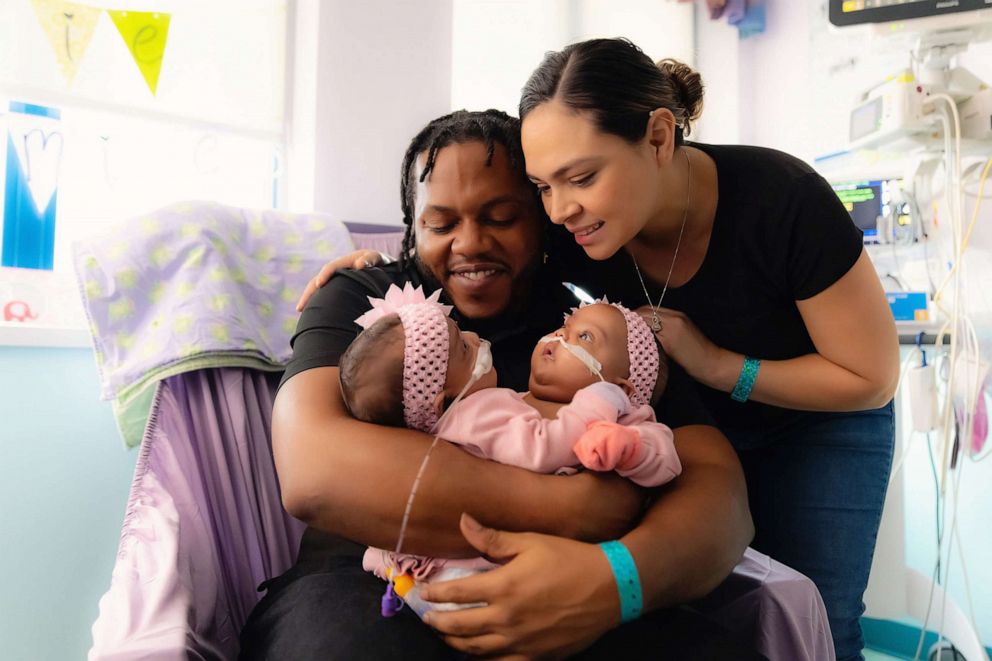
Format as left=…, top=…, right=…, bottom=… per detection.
left=107, top=9, right=171, bottom=95
left=31, top=0, right=102, bottom=85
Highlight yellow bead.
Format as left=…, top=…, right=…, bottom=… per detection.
left=393, top=574, right=414, bottom=597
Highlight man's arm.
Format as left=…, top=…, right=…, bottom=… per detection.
left=273, top=366, right=645, bottom=557
left=620, top=424, right=753, bottom=607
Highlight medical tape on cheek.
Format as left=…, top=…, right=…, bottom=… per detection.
left=538, top=335, right=605, bottom=381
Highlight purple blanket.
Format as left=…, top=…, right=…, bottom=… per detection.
left=73, top=201, right=356, bottom=447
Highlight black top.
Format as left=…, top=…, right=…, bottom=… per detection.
left=282, top=260, right=712, bottom=429
left=551, top=142, right=864, bottom=431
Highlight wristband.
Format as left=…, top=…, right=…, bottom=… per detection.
left=731, top=356, right=760, bottom=402
left=598, top=540, right=642, bottom=623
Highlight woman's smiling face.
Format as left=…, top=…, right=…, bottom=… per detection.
left=521, top=100, right=661, bottom=261
left=413, top=140, right=543, bottom=319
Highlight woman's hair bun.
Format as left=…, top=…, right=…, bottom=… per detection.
left=656, top=58, right=704, bottom=131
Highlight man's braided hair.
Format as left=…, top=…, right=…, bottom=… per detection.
left=398, top=109, right=535, bottom=268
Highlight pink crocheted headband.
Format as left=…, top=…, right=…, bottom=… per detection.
left=579, top=300, right=660, bottom=407
left=355, top=284, right=452, bottom=432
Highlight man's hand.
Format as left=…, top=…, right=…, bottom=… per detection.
left=422, top=514, right=620, bottom=660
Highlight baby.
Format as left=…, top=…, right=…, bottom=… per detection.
left=337, top=284, right=681, bottom=612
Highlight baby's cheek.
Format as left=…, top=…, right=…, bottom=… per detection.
left=443, top=364, right=466, bottom=393
left=561, top=363, right=599, bottom=393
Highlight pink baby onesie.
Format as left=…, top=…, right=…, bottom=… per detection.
left=364, top=382, right=681, bottom=581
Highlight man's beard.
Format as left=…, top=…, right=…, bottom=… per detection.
left=412, top=252, right=543, bottom=325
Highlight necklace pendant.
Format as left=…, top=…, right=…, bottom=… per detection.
left=650, top=318, right=662, bottom=333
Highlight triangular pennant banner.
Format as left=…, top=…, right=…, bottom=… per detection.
left=30, top=0, right=102, bottom=85
left=107, top=9, right=171, bottom=95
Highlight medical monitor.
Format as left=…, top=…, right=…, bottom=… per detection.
left=829, top=0, right=992, bottom=27
left=831, top=179, right=903, bottom=243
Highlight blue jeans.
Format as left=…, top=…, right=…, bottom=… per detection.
left=726, top=402, right=895, bottom=661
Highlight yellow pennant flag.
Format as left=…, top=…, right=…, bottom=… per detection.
left=31, top=0, right=102, bottom=85
left=107, top=9, right=171, bottom=95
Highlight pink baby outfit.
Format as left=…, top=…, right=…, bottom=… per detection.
left=363, top=382, right=680, bottom=581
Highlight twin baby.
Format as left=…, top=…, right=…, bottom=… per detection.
left=338, top=284, right=681, bottom=614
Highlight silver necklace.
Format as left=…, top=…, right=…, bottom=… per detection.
left=632, top=149, right=692, bottom=333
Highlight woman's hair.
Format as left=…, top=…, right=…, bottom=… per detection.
left=398, top=109, right=535, bottom=267
left=519, top=38, right=704, bottom=145
left=339, top=315, right=406, bottom=427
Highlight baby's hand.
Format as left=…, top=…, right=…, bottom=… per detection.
left=580, top=381, right=631, bottom=416
left=573, top=421, right=642, bottom=473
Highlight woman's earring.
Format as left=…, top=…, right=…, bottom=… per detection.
left=543, top=252, right=548, bottom=264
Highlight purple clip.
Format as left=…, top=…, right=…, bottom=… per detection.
left=381, top=583, right=403, bottom=618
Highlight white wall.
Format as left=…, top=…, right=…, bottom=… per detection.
left=694, top=0, right=824, bottom=158
left=451, top=0, right=694, bottom=119
left=692, top=6, right=741, bottom=145
left=451, top=0, right=572, bottom=114
left=288, top=0, right=453, bottom=224
left=298, top=0, right=694, bottom=225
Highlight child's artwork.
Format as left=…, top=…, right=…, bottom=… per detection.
left=2, top=102, right=62, bottom=271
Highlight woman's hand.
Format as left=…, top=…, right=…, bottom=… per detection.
left=635, top=306, right=738, bottom=392
left=295, top=249, right=385, bottom=311
left=421, top=514, right=620, bottom=659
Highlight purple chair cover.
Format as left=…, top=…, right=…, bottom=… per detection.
left=695, top=548, right=835, bottom=660
left=342, top=221, right=405, bottom=258
left=89, top=369, right=305, bottom=661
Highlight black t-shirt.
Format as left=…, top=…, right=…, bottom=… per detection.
left=551, top=142, right=864, bottom=432
left=281, top=260, right=711, bottom=429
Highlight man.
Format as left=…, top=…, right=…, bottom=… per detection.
left=240, top=110, right=753, bottom=660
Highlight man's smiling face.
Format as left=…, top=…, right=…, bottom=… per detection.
left=413, top=140, right=543, bottom=320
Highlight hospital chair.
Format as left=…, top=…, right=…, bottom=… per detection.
left=85, top=218, right=834, bottom=660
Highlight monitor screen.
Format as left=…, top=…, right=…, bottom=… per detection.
left=829, top=0, right=990, bottom=27
left=850, top=96, right=883, bottom=142
left=832, top=179, right=891, bottom=242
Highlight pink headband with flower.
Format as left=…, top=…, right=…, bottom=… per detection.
left=355, top=284, right=453, bottom=432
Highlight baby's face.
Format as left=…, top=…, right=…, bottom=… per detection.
left=528, top=303, right=631, bottom=403
left=443, top=317, right=498, bottom=400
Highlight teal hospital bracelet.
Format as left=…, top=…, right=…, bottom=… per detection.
left=731, top=356, right=761, bottom=402
left=599, top=540, right=642, bottom=623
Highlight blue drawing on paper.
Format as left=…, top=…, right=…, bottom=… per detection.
left=2, top=102, right=63, bottom=270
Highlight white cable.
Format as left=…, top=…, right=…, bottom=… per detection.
left=948, top=459, right=980, bottom=650
left=889, top=348, right=923, bottom=489
left=912, top=95, right=958, bottom=660
left=924, top=96, right=961, bottom=497
left=917, top=91, right=986, bottom=658
left=936, top=447, right=956, bottom=654
left=913, top=432, right=943, bottom=661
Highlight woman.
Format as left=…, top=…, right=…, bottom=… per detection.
left=518, top=38, right=899, bottom=661
left=257, top=109, right=754, bottom=660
